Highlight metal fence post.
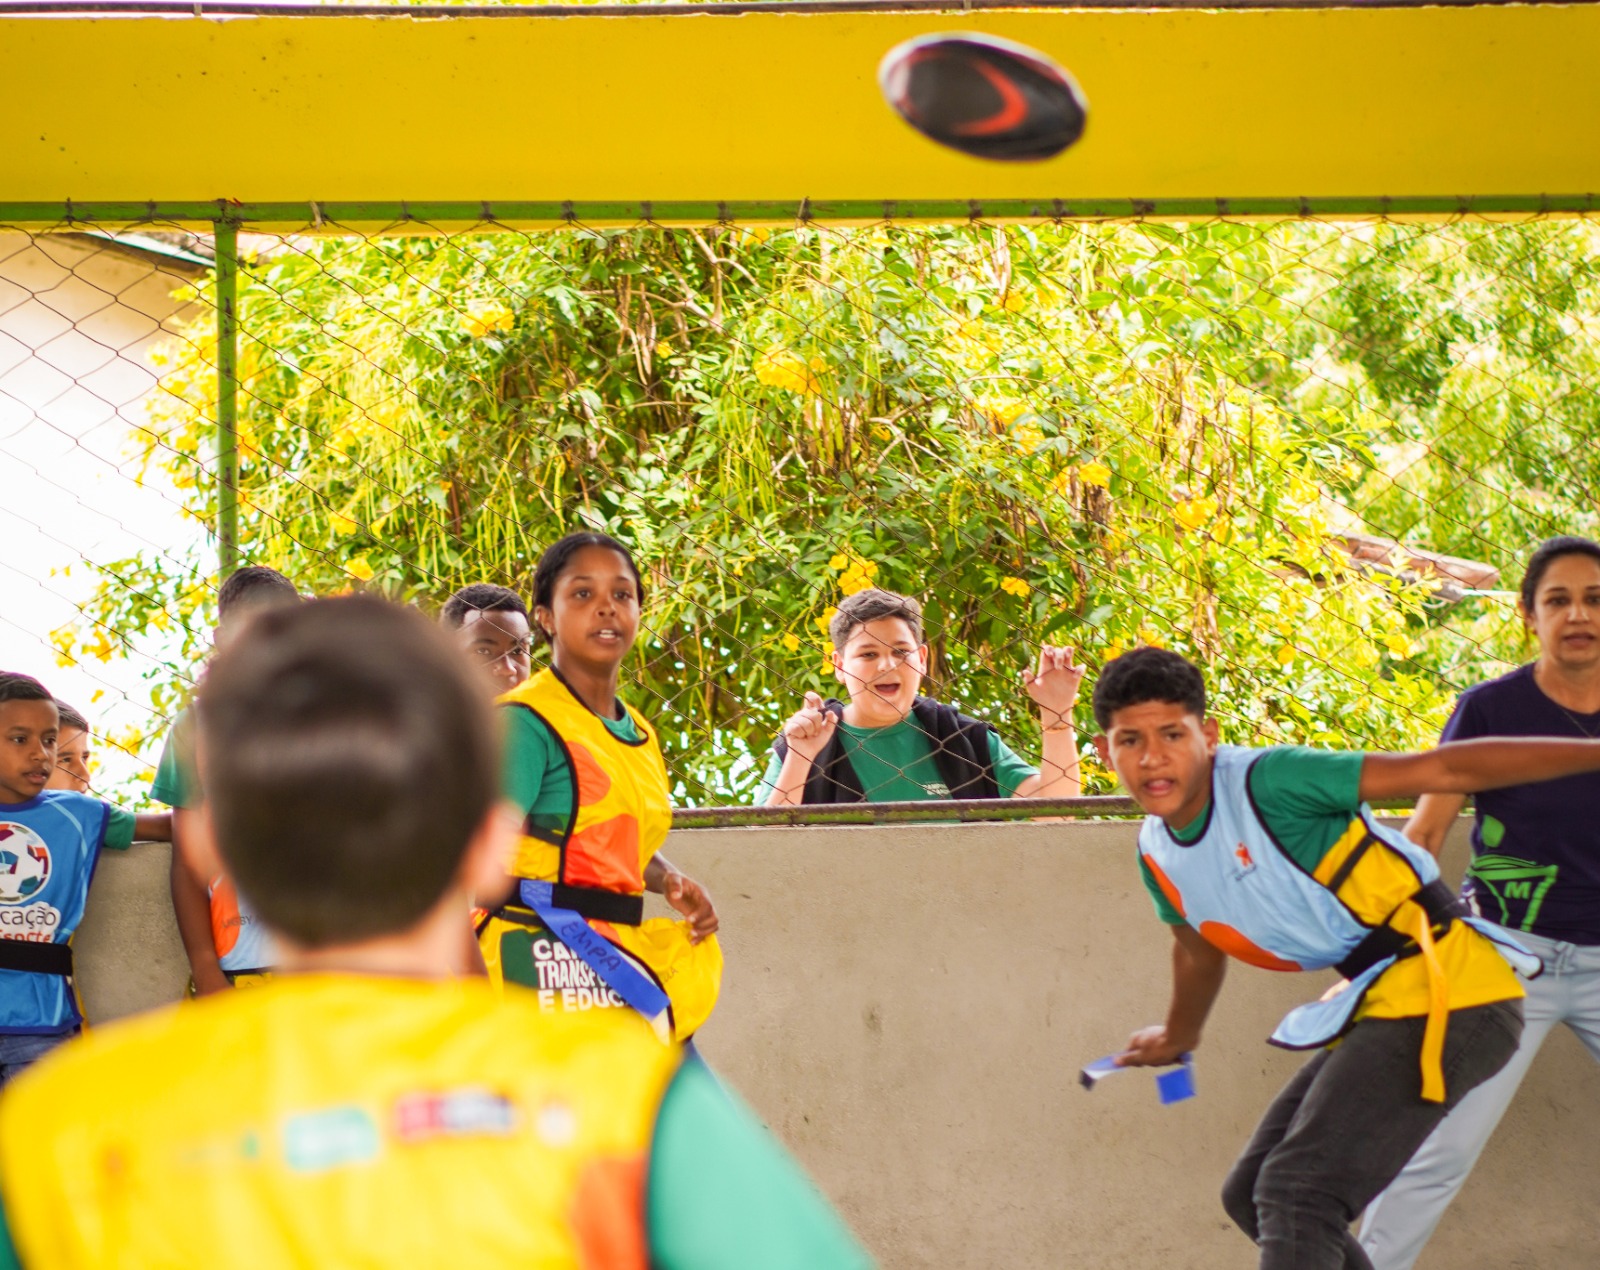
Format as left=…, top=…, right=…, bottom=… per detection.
left=215, top=217, right=240, bottom=579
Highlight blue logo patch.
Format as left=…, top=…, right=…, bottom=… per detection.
left=283, top=1106, right=380, bottom=1173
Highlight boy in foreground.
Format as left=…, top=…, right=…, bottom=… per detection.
left=1091, top=648, right=1600, bottom=1270
left=0, top=598, right=872, bottom=1269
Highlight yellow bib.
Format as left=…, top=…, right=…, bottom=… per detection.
left=485, top=670, right=722, bottom=1040
left=0, top=975, right=679, bottom=1270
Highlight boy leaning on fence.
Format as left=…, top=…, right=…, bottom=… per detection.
left=0, top=596, right=873, bottom=1269
left=760, top=587, right=1083, bottom=805
left=0, top=674, right=165, bottom=1083
left=152, top=565, right=302, bottom=993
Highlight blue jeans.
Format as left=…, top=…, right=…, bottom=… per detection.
left=1222, top=1000, right=1523, bottom=1270
left=0, top=1031, right=71, bottom=1085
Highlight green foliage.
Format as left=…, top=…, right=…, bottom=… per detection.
left=65, top=219, right=1600, bottom=801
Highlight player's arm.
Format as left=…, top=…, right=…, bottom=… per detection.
left=764, top=693, right=836, bottom=806
left=133, top=811, right=172, bottom=843
left=1403, top=793, right=1469, bottom=858
left=1358, top=737, right=1600, bottom=803
left=645, top=854, right=718, bottom=944
left=1015, top=645, right=1083, bottom=799
left=1116, top=924, right=1227, bottom=1068
left=171, top=808, right=229, bottom=996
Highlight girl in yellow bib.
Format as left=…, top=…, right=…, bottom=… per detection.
left=478, top=533, right=722, bottom=1041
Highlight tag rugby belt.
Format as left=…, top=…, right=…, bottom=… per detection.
left=0, top=939, right=73, bottom=977
left=1334, top=875, right=1468, bottom=981
left=493, top=882, right=644, bottom=928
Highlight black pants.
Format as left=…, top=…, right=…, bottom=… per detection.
left=1222, top=999, right=1523, bottom=1270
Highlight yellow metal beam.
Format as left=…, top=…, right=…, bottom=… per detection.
left=3, top=6, right=1597, bottom=227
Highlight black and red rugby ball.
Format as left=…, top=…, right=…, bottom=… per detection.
left=878, top=32, right=1088, bottom=163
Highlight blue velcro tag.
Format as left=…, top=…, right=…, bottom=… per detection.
left=1080, top=1051, right=1194, bottom=1104
left=520, top=880, right=670, bottom=1023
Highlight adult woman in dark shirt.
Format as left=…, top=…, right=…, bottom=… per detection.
left=1359, top=536, right=1600, bottom=1269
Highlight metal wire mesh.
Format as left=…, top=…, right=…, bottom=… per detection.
left=4, top=213, right=1597, bottom=809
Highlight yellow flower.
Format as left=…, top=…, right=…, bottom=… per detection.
left=1080, top=461, right=1112, bottom=489
left=1000, top=576, right=1032, bottom=598
left=815, top=607, right=838, bottom=632
left=781, top=633, right=801, bottom=653
left=1384, top=633, right=1414, bottom=658
left=346, top=556, right=376, bottom=582
left=1173, top=495, right=1218, bottom=532
left=655, top=340, right=673, bottom=359
left=330, top=513, right=359, bottom=535
left=1012, top=424, right=1045, bottom=453
left=459, top=299, right=515, bottom=339
left=1001, top=290, right=1027, bottom=313
left=754, top=348, right=819, bottom=396
left=986, top=401, right=1027, bottom=428
left=829, top=554, right=849, bottom=571
left=864, top=561, right=879, bottom=577
left=1104, top=640, right=1127, bottom=663
left=821, top=640, right=835, bottom=656
left=840, top=568, right=872, bottom=596
left=1137, top=627, right=1167, bottom=650
left=1276, top=645, right=1298, bottom=667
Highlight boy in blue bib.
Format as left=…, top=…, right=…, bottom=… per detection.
left=0, top=674, right=157, bottom=1080
left=1090, top=648, right=1600, bottom=1270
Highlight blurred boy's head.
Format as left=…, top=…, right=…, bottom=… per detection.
left=214, top=565, right=300, bottom=650
left=46, top=702, right=91, bottom=794
left=196, top=596, right=504, bottom=949
left=827, top=589, right=929, bottom=726
left=0, top=673, right=58, bottom=805
left=1091, top=647, right=1217, bottom=827
left=440, top=583, right=532, bottom=698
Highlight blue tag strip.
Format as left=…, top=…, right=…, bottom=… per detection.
left=1080, top=1052, right=1195, bottom=1104
left=520, top=880, right=670, bottom=1023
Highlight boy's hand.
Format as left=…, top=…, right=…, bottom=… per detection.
left=663, top=871, right=720, bottom=944
left=1022, top=644, right=1085, bottom=728
left=1115, top=1025, right=1192, bottom=1068
left=782, top=691, right=838, bottom=764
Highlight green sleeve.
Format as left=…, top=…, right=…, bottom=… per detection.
left=648, top=1060, right=875, bottom=1270
left=149, top=713, right=199, bottom=810
left=500, top=706, right=555, bottom=816
left=0, top=1198, right=18, bottom=1270
left=1245, top=747, right=1367, bottom=871
left=102, top=805, right=135, bottom=852
left=754, top=750, right=786, bottom=804
left=986, top=731, right=1039, bottom=798
left=1138, top=853, right=1187, bottom=926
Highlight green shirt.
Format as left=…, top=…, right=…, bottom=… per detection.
left=103, top=805, right=135, bottom=852
left=756, top=716, right=1036, bottom=803
left=0, top=1057, right=873, bottom=1270
left=501, top=702, right=642, bottom=835
left=1139, top=746, right=1366, bottom=926
left=150, top=709, right=200, bottom=810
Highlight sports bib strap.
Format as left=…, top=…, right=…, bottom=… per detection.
left=1335, top=879, right=1467, bottom=980
left=549, top=883, right=644, bottom=927
left=0, top=939, right=73, bottom=977
left=519, top=881, right=670, bottom=1023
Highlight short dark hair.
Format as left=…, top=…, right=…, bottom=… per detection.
left=531, top=532, right=645, bottom=645
left=0, top=673, right=53, bottom=706
left=217, top=565, right=300, bottom=624
left=1091, top=647, right=1207, bottom=730
left=440, top=583, right=528, bottom=630
left=829, top=588, right=924, bottom=649
left=198, top=596, right=498, bottom=948
left=54, top=702, right=88, bottom=734
left=1520, top=536, right=1600, bottom=612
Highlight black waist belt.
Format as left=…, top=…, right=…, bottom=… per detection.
left=0, top=939, right=73, bottom=977
left=1336, top=879, right=1468, bottom=980
left=498, top=883, right=644, bottom=928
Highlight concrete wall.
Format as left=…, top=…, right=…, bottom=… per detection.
left=75, top=822, right=1600, bottom=1268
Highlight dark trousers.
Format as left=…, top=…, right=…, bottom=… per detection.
left=1222, top=999, right=1523, bottom=1270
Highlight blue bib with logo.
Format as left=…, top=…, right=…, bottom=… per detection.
left=0, top=792, right=108, bottom=1033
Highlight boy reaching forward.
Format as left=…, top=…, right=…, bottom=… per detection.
left=0, top=598, right=872, bottom=1270
left=1090, top=648, right=1600, bottom=1270
left=762, top=588, right=1083, bottom=804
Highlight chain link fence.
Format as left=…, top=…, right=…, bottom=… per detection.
left=4, top=213, right=1597, bottom=808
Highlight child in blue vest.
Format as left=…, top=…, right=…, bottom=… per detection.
left=0, top=674, right=162, bottom=1082
left=1090, top=647, right=1600, bottom=1270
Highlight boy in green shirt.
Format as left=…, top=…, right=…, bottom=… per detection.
left=760, top=588, right=1082, bottom=804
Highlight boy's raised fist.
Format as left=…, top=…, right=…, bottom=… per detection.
left=782, top=690, right=839, bottom=764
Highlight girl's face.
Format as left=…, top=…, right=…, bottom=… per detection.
left=537, top=545, right=641, bottom=668
left=1527, top=552, right=1600, bottom=672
